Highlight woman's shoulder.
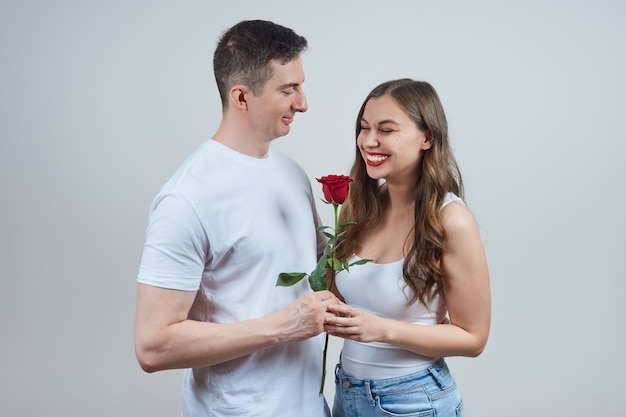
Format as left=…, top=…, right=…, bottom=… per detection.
left=440, top=194, right=476, bottom=236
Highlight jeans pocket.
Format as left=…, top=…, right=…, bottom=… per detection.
left=455, top=398, right=464, bottom=417
left=428, top=385, right=463, bottom=417
left=375, top=389, right=434, bottom=417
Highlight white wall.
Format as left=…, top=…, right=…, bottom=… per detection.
left=1, top=1, right=625, bottom=415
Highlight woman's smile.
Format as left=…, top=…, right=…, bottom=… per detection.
left=365, top=152, right=389, bottom=166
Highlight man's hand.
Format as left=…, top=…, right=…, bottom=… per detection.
left=278, top=290, right=340, bottom=342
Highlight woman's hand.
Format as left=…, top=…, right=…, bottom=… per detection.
left=324, top=303, right=388, bottom=343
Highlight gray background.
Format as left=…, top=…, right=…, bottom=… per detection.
left=1, top=0, right=625, bottom=415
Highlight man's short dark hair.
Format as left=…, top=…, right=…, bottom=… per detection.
left=213, top=20, right=308, bottom=108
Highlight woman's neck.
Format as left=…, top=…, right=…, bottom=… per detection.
left=383, top=183, right=415, bottom=213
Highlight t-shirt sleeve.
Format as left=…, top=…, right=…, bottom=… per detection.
left=137, top=193, right=208, bottom=291
left=297, top=166, right=328, bottom=258
left=313, top=207, right=328, bottom=259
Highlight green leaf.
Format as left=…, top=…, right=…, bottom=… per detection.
left=323, top=231, right=334, bottom=240
left=276, top=272, right=307, bottom=287
left=349, top=258, right=374, bottom=267
left=343, top=258, right=350, bottom=272
left=331, top=257, right=343, bottom=271
left=308, top=246, right=331, bottom=291
left=308, top=273, right=327, bottom=292
left=317, top=225, right=334, bottom=232
left=340, top=221, right=357, bottom=227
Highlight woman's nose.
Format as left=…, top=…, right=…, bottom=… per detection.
left=361, top=130, right=378, bottom=148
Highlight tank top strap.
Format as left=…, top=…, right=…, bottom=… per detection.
left=441, top=192, right=465, bottom=209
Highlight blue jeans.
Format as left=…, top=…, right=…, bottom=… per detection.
left=332, top=359, right=463, bottom=417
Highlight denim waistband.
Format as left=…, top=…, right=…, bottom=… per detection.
left=335, top=358, right=453, bottom=392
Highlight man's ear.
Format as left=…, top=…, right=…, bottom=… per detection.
left=229, top=85, right=249, bottom=111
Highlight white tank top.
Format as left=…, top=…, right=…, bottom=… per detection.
left=335, top=193, right=464, bottom=379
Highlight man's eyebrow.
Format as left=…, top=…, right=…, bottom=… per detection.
left=279, top=82, right=302, bottom=89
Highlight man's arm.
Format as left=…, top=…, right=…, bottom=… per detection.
left=134, top=283, right=337, bottom=372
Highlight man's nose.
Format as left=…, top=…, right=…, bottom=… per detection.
left=293, top=90, right=308, bottom=113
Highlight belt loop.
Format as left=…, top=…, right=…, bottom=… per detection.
left=335, top=362, right=341, bottom=384
left=365, top=380, right=376, bottom=406
left=428, top=363, right=447, bottom=390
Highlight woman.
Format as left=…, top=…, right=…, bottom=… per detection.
left=324, top=79, right=490, bottom=417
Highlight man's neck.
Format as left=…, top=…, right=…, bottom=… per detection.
left=212, top=123, right=272, bottom=159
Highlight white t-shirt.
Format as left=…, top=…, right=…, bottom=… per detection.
left=335, top=193, right=464, bottom=379
left=138, top=139, right=328, bottom=417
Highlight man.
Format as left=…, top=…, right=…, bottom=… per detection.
left=134, top=20, right=337, bottom=416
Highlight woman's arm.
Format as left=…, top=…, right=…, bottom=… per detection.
left=324, top=202, right=491, bottom=358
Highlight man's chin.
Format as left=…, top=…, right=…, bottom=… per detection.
left=274, top=127, right=291, bottom=139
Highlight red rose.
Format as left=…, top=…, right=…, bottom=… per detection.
left=316, top=175, right=352, bottom=204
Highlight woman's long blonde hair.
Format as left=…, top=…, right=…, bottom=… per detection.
left=336, top=79, right=464, bottom=306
